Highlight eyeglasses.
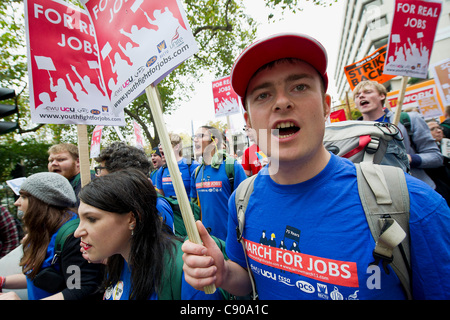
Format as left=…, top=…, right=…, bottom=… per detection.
left=192, top=133, right=206, bottom=140
left=430, top=126, right=444, bottom=132
left=94, top=166, right=107, bottom=175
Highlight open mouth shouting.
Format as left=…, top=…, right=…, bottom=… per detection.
left=273, top=121, right=300, bottom=139
left=359, top=100, right=370, bottom=107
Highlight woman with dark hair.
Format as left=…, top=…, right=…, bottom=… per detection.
left=0, top=172, right=102, bottom=300
left=75, top=168, right=226, bottom=300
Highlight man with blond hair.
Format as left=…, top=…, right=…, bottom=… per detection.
left=353, top=80, right=443, bottom=189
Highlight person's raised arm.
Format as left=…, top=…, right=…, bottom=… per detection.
left=182, top=221, right=252, bottom=297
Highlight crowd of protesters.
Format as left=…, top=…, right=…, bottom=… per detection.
left=1, top=33, right=449, bottom=301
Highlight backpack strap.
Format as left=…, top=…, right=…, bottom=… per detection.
left=440, top=122, right=450, bottom=130
left=159, top=236, right=231, bottom=300
left=399, top=112, right=417, bottom=152
left=355, top=162, right=412, bottom=299
left=51, top=218, right=80, bottom=265
left=225, top=155, right=235, bottom=191
left=194, top=164, right=204, bottom=211
left=234, top=174, right=258, bottom=299
left=159, top=239, right=183, bottom=300
left=194, top=163, right=203, bottom=180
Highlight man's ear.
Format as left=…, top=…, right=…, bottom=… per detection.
left=244, top=111, right=252, bottom=128
left=323, top=94, right=332, bottom=120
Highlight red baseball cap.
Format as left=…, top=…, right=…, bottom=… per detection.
left=231, top=33, right=328, bottom=109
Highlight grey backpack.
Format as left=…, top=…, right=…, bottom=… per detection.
left=235, top=162, right=412, bottom=300
left=323, top=121, right=410, bottom=173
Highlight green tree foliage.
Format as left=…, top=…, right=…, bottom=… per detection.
left=0, top=0, right=26, bottom=87
left=0, top=138, right=51, bottom=181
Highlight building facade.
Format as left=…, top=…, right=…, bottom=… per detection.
left=334, top=0, right=450, bottom=101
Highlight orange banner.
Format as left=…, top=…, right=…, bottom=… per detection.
left=386, top=79, right=445, bottom=120
left=344, top=45, right=395, bottom=90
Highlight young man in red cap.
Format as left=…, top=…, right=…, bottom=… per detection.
left=182, top=33, right=450, bottom=300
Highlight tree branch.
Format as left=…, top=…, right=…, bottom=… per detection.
left=193, top=0, right=233, bottom=36
left=124, top=104, right=156, bottom=147
left=18, top=123, right=45, bottom=134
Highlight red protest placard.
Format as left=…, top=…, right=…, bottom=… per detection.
left=81, top=0, right=198, bottom=114
left=90, top=125, right=104, bottom=158
left=25, top=0, right=121, bottom=125
left=133, top=120, right=144, bottom=150
left=384, top=0, right=442, bottom=78
left=212, top=75, right=240, bottom=117
left=330, top=109, right=347, bottom=123
left=344, top=45, right=395, bottom=90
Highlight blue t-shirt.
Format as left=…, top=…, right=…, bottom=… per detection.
left=226, top=154, right=450, bottom=300
left=103, top=260, right=158, bottom=300
left=26, top=214, right=78, bottom=300
left=156, top=197, right=174, bottom=233
left=156, top=158, right=199, bottom=198
left=150, top=168, right=160, bottom=186
left=191, top=160, right=247, bottom=241
left=103, top=256, right=225, bottom=300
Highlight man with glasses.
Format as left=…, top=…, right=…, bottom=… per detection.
left=190, top=126, right=247, bottom=241
left=94, top=141, right=174, bottom=233
left=427, top=121, right=448, bottom=155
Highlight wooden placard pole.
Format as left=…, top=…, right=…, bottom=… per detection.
left=226, top=115, right=232, bottom=155
left=393, top=76, right=409, bottom=126
left=77, top=124, right=92, bottom=188
left=345, top=91, right=352, bottom=120
left=145, top=84, right=216, bottom=294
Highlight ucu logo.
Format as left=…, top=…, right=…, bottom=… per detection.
left=60, top=107, right=74, bottom=112
left=261, top=270, right=276, bottom=280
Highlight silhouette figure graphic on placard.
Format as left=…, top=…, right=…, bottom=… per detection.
left=37, top=92, right=53, bottom=109
left=386, top=34, right=430, bottom=73
left=66, top=73, right=89, bottom=105
left=37, top=58, right=109, bottom=112
left=49, top=77, right=77, bottom=105
left=103, top=6, right=189, bottom=97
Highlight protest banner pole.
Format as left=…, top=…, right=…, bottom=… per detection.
left=145, top=84, right=216, bottom=294
left=77, top=124, right=92, bottom=187
left=345, top=91, right=352, bottom=120
left=226, top=115, right=232, bottom=154
left=393, top=76, right=409, bottom=125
